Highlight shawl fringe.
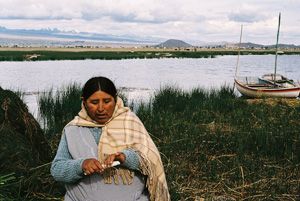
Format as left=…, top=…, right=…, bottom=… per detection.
left=135, top=149, right=170, bottom=201
left=103, top=167, right=134, bottom=185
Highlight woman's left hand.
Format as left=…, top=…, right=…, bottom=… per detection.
left=104, top=152, right=126, bottom=168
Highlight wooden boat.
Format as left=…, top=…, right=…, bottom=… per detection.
left=234, top=13, right=300, bottom=98
left=234, top=74, right=300, bottom=98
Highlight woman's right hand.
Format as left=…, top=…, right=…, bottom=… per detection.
left=82, top=158, right=104, bottom=175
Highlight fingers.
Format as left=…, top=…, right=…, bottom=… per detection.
left=82, top=158, right=104, bottom=175
left=104, top=154, right=116, bottom=168
left=104, top=152, right=126, bottom=167
left=95, top=160, right=104, bottom=170
left=82, top=153, right=124, bottom=176
left=116, top=152, right=126, bottom=164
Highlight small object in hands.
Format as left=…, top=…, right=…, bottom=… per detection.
left=84, top=161, right=120, bottom=175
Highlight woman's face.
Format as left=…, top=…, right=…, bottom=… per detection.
left=82, top=90, right=116, bottom=124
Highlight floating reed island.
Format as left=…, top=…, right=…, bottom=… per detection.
left=1, top=47, right=300, bottom=61
left=0, top=84, right=299, bottom=200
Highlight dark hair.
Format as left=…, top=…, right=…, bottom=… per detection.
left=82, top=77, right=117, bottom=101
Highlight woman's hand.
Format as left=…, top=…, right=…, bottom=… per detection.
left=82, top=158, right=104, bottom=175
left=82, top=153, right=125, bottom=175
left=104, top=152, right=126, bottom=168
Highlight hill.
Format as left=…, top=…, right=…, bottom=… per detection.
left=155, top=39, right=193, bottom=48
left=264, top=43, right=300, bottom=49
left=232, top=42, right=300, bottom=49
left=237, top=42, right=264, bottom=49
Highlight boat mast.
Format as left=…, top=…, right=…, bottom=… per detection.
left=235, top=25, right=243, bottom=79
left=274, top=13, right=281, bottom=87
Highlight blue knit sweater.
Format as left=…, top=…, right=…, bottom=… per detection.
left=51, top=127, right=140, bottom=183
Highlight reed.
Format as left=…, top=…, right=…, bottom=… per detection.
left=0, top=173, right=19, bottom=200
left=0, top=50, right=294, bottom=61
left=37, top=83, right=82, bottom=154
left=4, top=83, right=300, bottom=200
left=135, top=85, right=299, bottom=200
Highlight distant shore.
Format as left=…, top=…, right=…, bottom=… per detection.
left=1, top=46, right=300, bottom=53
left=1, top=47, right=300, bottom=61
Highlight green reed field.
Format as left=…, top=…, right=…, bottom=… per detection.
left=1, top=83, right=299, bottom=200
left=1, top=49, right=300, bottom=61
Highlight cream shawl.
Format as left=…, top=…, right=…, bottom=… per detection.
left=65, top=97, right=170, bottom=201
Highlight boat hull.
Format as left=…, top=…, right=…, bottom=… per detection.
left=234, top=77, right=300, bottom=98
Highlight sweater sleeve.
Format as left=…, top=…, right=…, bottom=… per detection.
left=50, top=133, right=85, bottom=183
left=121, top=149, right=140, bottom=169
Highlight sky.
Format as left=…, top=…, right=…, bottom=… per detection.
left=0, top=0, right=299, bottom=45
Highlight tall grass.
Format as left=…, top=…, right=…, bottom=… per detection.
left=141, top=85, right=299, bottom=200
left=38, top=83, right=82, bottom=153
left=1, top=50, right=295, bottom=61
left=0, top=173, right=19, bottom=200
left=0, top=50, right=222, bottom=61
left=9, top=83, right=300, bottom=200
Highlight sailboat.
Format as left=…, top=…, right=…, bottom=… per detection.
left=234, top=13, right=300, bottom=98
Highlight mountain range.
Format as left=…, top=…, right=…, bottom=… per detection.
left=155, top=40, right=300, bottom=49
left=0, top=26, right=299, bottom=48
left=233, top=42, right=300, bottom=49
left=0, top=26, right=163, bottom=45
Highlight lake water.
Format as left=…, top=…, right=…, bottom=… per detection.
left=1, top=55, right=299, bottom=117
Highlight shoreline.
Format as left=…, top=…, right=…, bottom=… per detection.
left=1, top=47, right=300, bottom=61
left=1, top=46, right=300, bottom=53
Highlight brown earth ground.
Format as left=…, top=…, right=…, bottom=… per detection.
left=247, top=98, right=300, bottom=107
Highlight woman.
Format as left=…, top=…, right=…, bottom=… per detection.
left=51, top=77, right=170, bottom=201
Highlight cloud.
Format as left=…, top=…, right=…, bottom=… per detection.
left=0, top=0, right=202, bottom=23
left=0, top=0, right=299, bottom=45
left=0, top=0, right=83, bottom=20
left=228, top=4, right=269, bottom=23
left=81, top=0, right=185, bottom=23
